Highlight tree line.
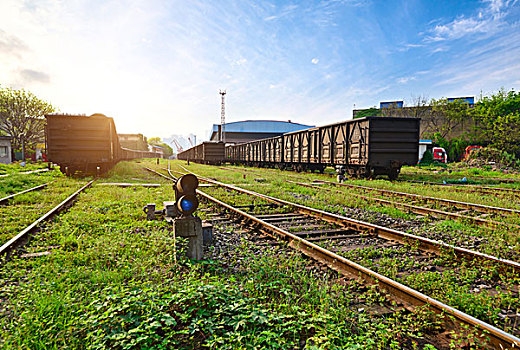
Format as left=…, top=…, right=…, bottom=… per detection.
left=430, top=89, right=520, bottom=161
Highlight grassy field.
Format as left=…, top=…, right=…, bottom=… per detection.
left=161, top=160, right=518, bottom=339
left=0, top=161, right=50, bottom=176
left=0, top=160, right=457, bottom=349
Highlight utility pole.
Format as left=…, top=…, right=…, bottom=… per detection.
left=219, top=89, right=226, bottom=143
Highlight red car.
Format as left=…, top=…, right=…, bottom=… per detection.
left=432, top=147, right=447, bottom=163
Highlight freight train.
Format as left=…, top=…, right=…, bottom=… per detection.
left=178, top=117, right=420, bottom=180
left=46, top=113, right=159, bottom=175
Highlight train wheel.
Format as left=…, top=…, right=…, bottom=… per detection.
left=388, top=168, right=400, bottom=181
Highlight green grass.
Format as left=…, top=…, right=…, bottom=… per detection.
left=0, top=161, right=50, bottom=176
left=164, top=160, right=520, bottom=338
left=0, top=160, right=448, bottom=349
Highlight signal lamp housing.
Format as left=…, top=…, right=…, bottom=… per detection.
left=174, top=174, right=199, bottom=216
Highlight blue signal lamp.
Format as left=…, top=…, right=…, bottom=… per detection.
left=174, top=174, right=199, bottom=216
left=180, top=197, right=194, bottom=212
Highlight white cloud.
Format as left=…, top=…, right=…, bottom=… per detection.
left=311, top=58, right=319, bottom=64
left=424, top=0, right=517, bottom=42
left=397, top=76, right=416, bottom=84
left=431, top=47, right=448, bottom=53
left=432, top=29, right=520, bottom=93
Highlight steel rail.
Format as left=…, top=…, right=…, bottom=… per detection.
left=0, top=180, right=95, bottom=259
left=175, top=166, right=520, bottom=274
left=290, top=180, right=520, bottom=231
left=315, top=179, right=520, bottom=216
left=144, top=167, right=173, bottom=181
left=398, top=179, right=520, bottom=198
left=0, top=182, right=51, bottom=205
left=220, top=167, right=520, bottom=209
left=168, top=166, right=520, bottom=349
left=0, top=168, right=52, bottom=178
left=400, top=173, right=519, bottom=184
left=400, top=179, right=520, bottom=194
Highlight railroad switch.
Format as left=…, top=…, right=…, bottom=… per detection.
left=142, top=203, right=167, bottom=220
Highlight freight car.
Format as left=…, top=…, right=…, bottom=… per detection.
left=226, top=117, right=419, bottom=180
left=181, top=117, right=419, bottom=180
left=177, top=142, right=225, bottom=165
left=46, top=113, right=158, bottom=175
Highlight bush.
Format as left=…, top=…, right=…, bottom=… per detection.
left=420, top=150, right=433, bottom=165
left=467, top=147, right=519, bottom=169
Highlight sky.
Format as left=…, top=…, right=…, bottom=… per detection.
left=1, top=0, right=519, bottom=143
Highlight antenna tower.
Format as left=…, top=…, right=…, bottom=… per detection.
left=219, top=89, right=226, bottom=143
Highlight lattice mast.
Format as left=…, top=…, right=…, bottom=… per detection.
left=219, top=90, right=226, bottom=143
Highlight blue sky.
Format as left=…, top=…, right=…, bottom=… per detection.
left=1, top=0, right=519, bottom=142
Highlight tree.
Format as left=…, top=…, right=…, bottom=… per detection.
left=354, top=107, right=380, bottom=119
left=148, top=137, right=173, bottom=157
left=0, top=87, right=55, bottom=159
left=428, top=97, right=474, bottom=140
left=409, top=94, right=431, bottom=119
left=472, top=89, right=520, bottom=156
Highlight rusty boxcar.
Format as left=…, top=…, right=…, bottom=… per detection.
left=184, top=117, right=419, bottom=179
left=46, top=113, right=158, bottom=175
left=177, top=142, right=225, bottom=165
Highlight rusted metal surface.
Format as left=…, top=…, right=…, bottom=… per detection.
left=0, top=180, right=94, bottom=260
left=46, top=114, right=158, bottom=175
left=184, top=171, right=520, bottom=349
left=0, top=182, right=51, bottom=205
left=291, top=180, right=520, bottom=230
left=177, top=142, right=225, bottom=165
left=317, top=179, right=520, bottom=216
left=144, top=167, right=174, bottom=180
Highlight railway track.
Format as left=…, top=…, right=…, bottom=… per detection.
left=398, top=179, right=520, bottom=198
left=147, top=165, right=520, bottom=349
left=0, top=168, right=51, bottom=178
left=291, top=180, right=520, bottom=230
left=403, top=180, right=520, bottom=200
left=0, top=180, right=94, bottom=261
left=218, top=166, right=520, bottom=228
left=315, top=180, right=520, bottom=218
left=0, top=183, right=51, bottom=205
left=400, top=173, right=520, bottom=184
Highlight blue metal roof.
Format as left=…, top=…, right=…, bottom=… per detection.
left=212, top=120, right=314, bottom=134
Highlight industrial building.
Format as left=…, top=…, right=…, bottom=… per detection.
left=353, top=97, right=476, bottom=139
left=118, top=133, right=149, bottom=151
left=0, top=136, right=13, bottom=164
left=209, top=120, right=314, bottom=144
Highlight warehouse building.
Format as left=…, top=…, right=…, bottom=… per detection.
left=118, top=133, right=149, bottom=151
left=209, top=120, right=314, bottom=144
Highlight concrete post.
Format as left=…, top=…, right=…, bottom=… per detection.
left=173, top=216, right=203, bottom=260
